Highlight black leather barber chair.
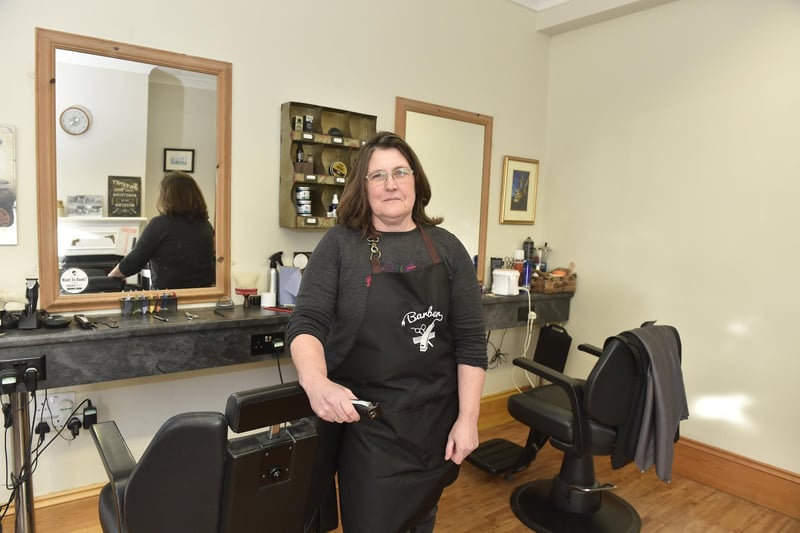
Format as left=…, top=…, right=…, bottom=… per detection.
left=90, top=381, right=336, bottom=533
left=506, top=323, right=684, bottom=533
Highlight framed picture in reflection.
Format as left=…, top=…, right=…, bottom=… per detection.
left=163, top=148, right=195, bottom=173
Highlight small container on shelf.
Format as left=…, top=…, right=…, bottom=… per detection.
left=294, top=161, right=314, bottom=174
left=296, top=200, right=312, bottom=216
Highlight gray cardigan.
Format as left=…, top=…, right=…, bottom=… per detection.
left=287, top=224, right=487, bottom=372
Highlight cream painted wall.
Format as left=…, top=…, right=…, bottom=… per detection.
left=0, top=0, right=548, bottom=497
left=540, top=0, right=800, bottom=472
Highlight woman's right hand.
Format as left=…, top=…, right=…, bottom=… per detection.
left=291, top=334, right=358, bottom=423
left=302, top=375, right=358, bottom=424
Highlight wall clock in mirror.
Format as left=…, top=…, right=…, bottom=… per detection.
left=59, top=105, right=92, bottom=135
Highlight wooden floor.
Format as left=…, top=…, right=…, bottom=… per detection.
left=3, top=421, right=798, bottom=532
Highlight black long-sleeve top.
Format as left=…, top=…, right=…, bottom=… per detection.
left=118, top=215, right=215, bottom=290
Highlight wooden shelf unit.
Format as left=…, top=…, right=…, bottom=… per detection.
left=279, top=102, right=377, bottom=229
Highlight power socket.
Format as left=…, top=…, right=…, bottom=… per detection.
left=35, top=392, right=79, bottom=427
left=0, top=355, right=47, bottom=392
left=250, top=333, right=286, bottom=355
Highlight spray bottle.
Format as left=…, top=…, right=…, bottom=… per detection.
left=268, top=251, right=283, bottom=294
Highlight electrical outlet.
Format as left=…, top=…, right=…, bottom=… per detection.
left=35, top=392, right=79, bottom=427
left=0, top=355, right=47, bottom=391
left=250, top=333, right=285, bottom=355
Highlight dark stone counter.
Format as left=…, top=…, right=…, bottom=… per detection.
left=0, top=307, right=289, bottom=389
left=0, top=292, right=571, bottom=389
left=481, top=291, right=573, bottom=330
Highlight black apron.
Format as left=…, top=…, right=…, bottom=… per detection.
left=329, top=226, right=460, bottom=533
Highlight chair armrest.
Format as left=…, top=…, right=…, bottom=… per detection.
left=578, top=343, right=602, bottom=357
left=512, top=357, right=591, bottom=454
left=513, top=356, right=581, bottom=392
left=91, top=421, right=136, bottom=480
left=90, top=420, right=135, bottom=530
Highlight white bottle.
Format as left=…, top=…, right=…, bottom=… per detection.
left=328, top=193, right=340, bottom=218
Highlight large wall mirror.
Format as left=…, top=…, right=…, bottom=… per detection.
left=395, top=97, right=492, bottom=284
left=35, top=28, right=231, bottom=311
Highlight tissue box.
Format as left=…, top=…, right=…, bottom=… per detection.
left=531, top=272, right=577, bottom=294
left=120, top=294, right=178, bottom=316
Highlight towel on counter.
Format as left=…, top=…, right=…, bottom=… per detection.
left=278, top=266, right=302, bottom=307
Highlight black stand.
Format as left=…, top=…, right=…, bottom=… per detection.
left=10, top=391, right=36, bottom=532
left=17, top=311, right=41, bottom=331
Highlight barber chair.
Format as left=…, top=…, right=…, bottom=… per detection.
left=505, top=323, right=684, bottom=533
left=90, top=381, right=336, bottom=533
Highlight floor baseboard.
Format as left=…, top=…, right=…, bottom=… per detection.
left=673, top=437, right=799, bottom=519
left=479, top=389, right=799, bottom=520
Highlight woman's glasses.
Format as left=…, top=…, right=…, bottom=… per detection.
left=365, top=167, right=414, bottom=185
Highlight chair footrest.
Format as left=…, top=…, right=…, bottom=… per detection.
left=575, top=482, right=617, bottom=493
left=466, top=438, right=525, bottom=475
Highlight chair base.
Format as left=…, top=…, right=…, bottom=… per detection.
left=511, top=479, right=641, bottom=533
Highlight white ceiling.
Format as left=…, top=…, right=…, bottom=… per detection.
left=510, top=0, right=680, bottom=35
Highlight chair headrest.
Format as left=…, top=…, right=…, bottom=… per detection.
left=225, top=382, right=313, bottom=432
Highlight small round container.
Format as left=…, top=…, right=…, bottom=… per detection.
left=329, top=161, right=348, bottom=178
left=295, top=186, right=311, bottom=201
left=296, top=200, right=312, bottom=216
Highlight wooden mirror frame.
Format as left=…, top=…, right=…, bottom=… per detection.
left=35, top=28, right=231, bottom=311
left=395, top=97, right=492, bottom=284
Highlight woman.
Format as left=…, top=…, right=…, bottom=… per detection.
left=108, top=171, right=215, bottom=290
left=288, top=132, right=487, bottom=532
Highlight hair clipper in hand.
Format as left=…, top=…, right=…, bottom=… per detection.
left=351, top=399, right=383, bottom=420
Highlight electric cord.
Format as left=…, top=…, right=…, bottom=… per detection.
left=276, top=349, right=284, bottom=384
left=511, top=287, right=539, bottom=392
left=0, top=390, right=38, bottom=522
left=0, top=376, right=41, bottom=521
left=0, top=391, right=91, bottom=523
left=487, top=330, right=509, bottom=369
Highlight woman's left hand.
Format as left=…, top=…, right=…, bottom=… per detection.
left=444, top=416, right=480, bottom=465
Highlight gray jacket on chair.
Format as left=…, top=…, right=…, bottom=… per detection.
left=630, top=325, right=689, bottom=482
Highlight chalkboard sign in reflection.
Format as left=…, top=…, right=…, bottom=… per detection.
left=108, top=176, right=141, bottom=217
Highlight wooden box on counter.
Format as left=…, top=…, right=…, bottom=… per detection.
left=531, top=272, right=577, bottom=294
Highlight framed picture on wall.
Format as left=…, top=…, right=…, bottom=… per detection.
left=163, top=148, right=195, bottom=173
left=108, top=176, right=142, bottom=217
left=500, top=156, right=539, bottom=224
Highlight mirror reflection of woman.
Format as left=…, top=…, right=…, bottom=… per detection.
left=108, top=172, right=215, bottom=290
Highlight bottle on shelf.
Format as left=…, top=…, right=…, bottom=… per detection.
left=295, top=144, right=305, bottom=163
left=536, top=242, right=551, bottom=272
left=328, top=193, right=339, bottom=219
left=523, top=237, right=535, bottom=265
left=513, top=249, right=530, bottom=287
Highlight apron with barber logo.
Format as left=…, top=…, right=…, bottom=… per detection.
left=330, top=226, right=460, bottom=533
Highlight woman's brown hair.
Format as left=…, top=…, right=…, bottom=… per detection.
left=157, top=171, right=209, bottom=221
left=336, top=131, right=443, bottom=235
